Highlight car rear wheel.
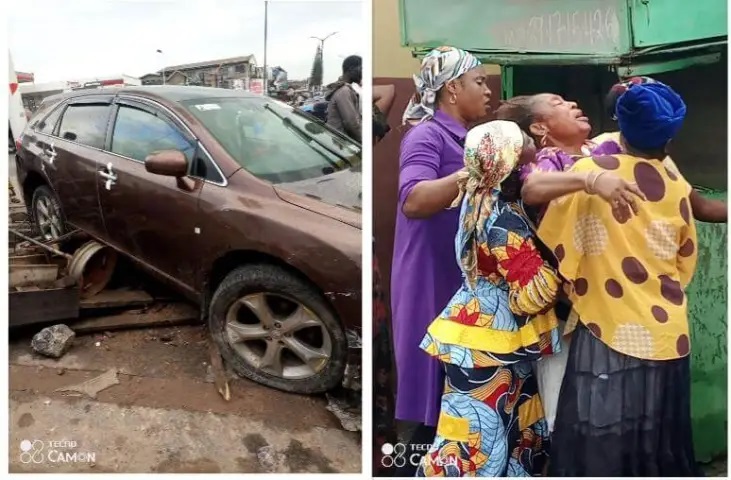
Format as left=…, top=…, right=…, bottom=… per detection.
left=31, top=185, right=66, bottom=241
left=208, top=263, right=347, bottom=394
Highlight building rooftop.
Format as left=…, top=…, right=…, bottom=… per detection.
left=161, top=55, right=255, bottom=73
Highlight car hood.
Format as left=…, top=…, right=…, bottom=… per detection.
left=273, top=167, right=362, bottom=229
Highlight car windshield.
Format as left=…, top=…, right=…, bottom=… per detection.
left=183, top=96, right=361, bottom=184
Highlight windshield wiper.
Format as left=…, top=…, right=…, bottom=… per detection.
left=264, top=104, right=354, bottom=168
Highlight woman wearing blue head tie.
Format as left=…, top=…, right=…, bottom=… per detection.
left=536, top=82, right=701, bottom=476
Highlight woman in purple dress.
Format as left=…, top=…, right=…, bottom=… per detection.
left=390, top=46, right=491, bottom=474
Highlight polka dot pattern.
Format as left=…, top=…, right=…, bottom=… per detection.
left=612, top=324, right=655, bottom=358
left=612, top=205, right=630, bottom=224
left=573, top=214, right=609, bottom=256
left=633, top=162, right=666, bottom=202
left=645, top=221, right=678, bottom=260
left=574, top=278, right=589, bottom=296
left=592, top=155, right=620, bottom=170
left=659, top=275, right=684, bottom=306
left=621, top=257, right=648, bottom=284
left=651, top=306, right=668, bottom=323
left=678, top=239, right=695, bottom=257
left=676, top=334, right=690, bottom=356
left=554, top=244, right=565, bottom=262
left=586, top=323, right=602, bottom=338
left=679, top=198, right=690, bottom=225
left=605, top=279, right=624, bottom=298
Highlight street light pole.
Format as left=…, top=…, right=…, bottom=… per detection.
left=263, top=0, right=269, bottom=95
left=156, top=49, right=165, bottom=85
left=310, top=32, right=337, bottom=89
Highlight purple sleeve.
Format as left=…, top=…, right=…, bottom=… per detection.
left=398, top=125, right=443, bottom=205
left=519, top=148, right=566, bottom=182
left=591, top=140, right=623, bottom=156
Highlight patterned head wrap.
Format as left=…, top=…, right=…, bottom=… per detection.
left=605, top=76, right=657, bottom=120
left=454, top=120, right=525, bottom=287
left=402, top=46, right=481, bottom=125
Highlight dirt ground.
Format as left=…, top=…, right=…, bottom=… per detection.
left=9, top=325, right=361, bottom=473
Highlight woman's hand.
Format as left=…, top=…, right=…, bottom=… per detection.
left=590, top=172, right=647, bottom=223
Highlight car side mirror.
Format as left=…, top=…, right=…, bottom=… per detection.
left=144, top=150, right=188, bottom=177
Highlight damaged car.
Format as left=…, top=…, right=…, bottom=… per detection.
left=15, top=86, right=362, bottom=394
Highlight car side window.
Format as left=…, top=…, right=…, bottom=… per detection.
left=111, top=105, right=195, bottom=163
left=190, top=145, right=225, bottom=184
left=58, top=104, right=111, bottom=149
left=34, top=103, right=64, bottom=135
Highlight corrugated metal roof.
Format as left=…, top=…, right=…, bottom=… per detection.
left=162, top=55, right=254, bottom=72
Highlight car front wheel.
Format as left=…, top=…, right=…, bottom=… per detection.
left=208, top=263, right=347, bottom=394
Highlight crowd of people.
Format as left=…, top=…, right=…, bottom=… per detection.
left=285, top=55, right=364, bottom=144
left=375, top=46, right=727, bottom=477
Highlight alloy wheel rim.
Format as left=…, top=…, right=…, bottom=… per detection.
left=225, top=292, right=332, bottom=379
left=35, top=196, right=62, bottom=241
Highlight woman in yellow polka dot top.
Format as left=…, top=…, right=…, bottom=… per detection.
left=537, top=81, right=701, bottom=476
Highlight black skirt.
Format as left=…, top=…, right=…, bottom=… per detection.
left=549, top=323, right=701, bottom=477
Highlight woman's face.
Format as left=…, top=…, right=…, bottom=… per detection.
left=518, top=131, right=537, bottom=165
left=450, top=66, right=492, bottom=122
left=531, top=93, right=592, bottom=145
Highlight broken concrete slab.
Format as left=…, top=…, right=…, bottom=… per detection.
left=31, top=324, right=76, bottom=358
left=54, top=369, right=120, bottom=399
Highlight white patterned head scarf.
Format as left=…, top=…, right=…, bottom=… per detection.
left=402, top=46, right=481, bottom=125
left=454, top=120, right=524, bottom=287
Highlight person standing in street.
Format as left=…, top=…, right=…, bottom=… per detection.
left=326, top=55, right=362, bottom=143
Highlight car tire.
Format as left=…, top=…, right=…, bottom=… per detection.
left=30, top=185, right=66, bottom=241
left=208, top=263, right=347, bottom=394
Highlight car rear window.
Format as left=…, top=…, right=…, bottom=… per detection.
left=35, top=103, right=65, bottom=136
left=58, top=104, right=111, bottom=149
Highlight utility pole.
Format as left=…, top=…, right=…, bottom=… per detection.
left=157, top=49, right=165, bottom=85
left=310, top=32, right=337, bottom=89
left=263, top=0, right=268, bottom=95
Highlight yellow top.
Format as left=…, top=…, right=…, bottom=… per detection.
left=537, top=154, right=698, bottom=360
left=592, top=131, right=690, bottom=193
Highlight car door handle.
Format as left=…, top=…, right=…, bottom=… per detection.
left=42, top=143, right=58, bottom=165
left=98, top=163, right=118, bottom=190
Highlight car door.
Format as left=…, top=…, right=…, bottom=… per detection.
left=97, top=96, right=205, bottom=294
left=49, top=96, right=112, bottom=239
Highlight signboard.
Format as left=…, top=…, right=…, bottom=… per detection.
left=400, top=0, right=629, bottom=56
left=249, top=79, right=264, bottom=95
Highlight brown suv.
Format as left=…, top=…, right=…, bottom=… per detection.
left=15, top=86, right=361, bottom=394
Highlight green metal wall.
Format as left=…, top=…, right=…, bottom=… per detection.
left=687, top=190, right=728, bottom=463
left=629, top=0, right=727, bottom=48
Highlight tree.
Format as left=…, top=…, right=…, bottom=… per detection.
left=309, top=45, right=323, bottom=90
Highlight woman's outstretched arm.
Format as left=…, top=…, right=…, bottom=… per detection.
left=521, top=170, right=646, bottom=223
left=690, top=189, right=727, bottom=223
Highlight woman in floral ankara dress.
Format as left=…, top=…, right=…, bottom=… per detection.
left=417, top=121, right=562, bottom=477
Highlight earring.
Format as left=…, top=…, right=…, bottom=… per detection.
left=449, top=93, right=457, bottom=104
left=540, top=133, right=548, bottom=147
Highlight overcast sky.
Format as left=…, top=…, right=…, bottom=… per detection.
left=8, top=0, right=363, bottom=84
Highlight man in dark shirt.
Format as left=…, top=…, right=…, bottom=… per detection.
left=325, top=55, right=362, bottom=143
